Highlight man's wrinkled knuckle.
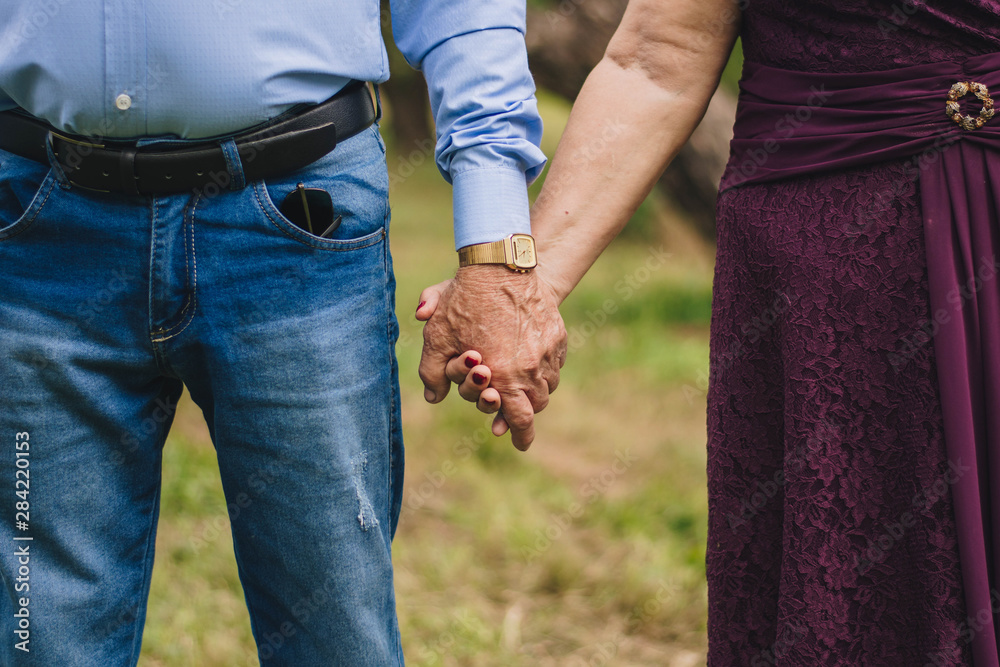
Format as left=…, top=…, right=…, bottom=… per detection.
left=542, top=356, right=562, bottom=372
left=506, top=412, right=533, bottom=430
left=528, top=390, right=549, bottom=411
left=423, top=327, right=446, bottom=346
left=521, top=359, right=542, bottom=377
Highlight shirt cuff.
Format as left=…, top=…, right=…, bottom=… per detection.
left=451, top=166, right=531, bottom=250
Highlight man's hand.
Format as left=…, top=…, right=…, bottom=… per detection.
left=416, top=265, right=567, bottom=451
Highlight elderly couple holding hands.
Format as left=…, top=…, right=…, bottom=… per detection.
left=4, top=0, right=1000, bottom=664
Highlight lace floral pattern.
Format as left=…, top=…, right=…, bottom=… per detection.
left=707, top=161, right=970, bottom=665
left=742, top=0, right=1000, bottom=74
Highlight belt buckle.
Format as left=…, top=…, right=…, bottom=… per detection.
left=946, top=81, right=995, bottom=131
left=47, top=130, right=105, bottom=151
left=46, top=131, right=116, bottom=194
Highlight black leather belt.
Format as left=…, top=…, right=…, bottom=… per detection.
left=0, top=80, right=377, bottom=197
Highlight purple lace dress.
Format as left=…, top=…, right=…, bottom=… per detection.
left=708, top=1, right=1000, bottom=664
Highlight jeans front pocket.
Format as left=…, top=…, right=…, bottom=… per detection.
left=252, top=126, right=389, bottom=252
left=0, top=149, right=57, bottom=241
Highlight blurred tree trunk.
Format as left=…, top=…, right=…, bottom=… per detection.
left=379, top=61, right=433, bottom=153
left=379, top=0, right=434, bottom=152
left=380, top=0, right=736, bottom=243
left=523, top=1, right=627, bottom=100
left=655, top=90, right=736, bottom=242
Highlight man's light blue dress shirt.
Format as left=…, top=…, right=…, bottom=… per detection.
left=0, top=1, right=547, bottom=247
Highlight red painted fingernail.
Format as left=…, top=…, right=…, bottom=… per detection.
left=416, top=301, right=426, bottom=311
left=464, top=356, right=477, bottom=369
left=473, top=372, right=487, bottom=384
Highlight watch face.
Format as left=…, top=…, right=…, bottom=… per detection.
left=511, top=235, right=537, bottom=268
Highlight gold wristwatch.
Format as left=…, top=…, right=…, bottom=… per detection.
left=458, top=233, right=537, bottom=273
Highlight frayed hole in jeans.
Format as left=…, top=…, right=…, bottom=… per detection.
left=351, top=452, right=379, bottom=531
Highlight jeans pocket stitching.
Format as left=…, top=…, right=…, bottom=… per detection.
left=252, top=180, right=386, bottom=252
left=0, top=171, right=58, bottom=242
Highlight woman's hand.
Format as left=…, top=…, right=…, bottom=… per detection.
left=416, top=283, right=508, bottom=434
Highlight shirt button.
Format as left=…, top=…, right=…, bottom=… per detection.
left=115, top=94, right=132, bottom=111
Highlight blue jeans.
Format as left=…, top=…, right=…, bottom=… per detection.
left=0, top=125, right=405, bottom=665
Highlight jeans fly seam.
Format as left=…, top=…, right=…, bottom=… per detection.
left=149, top=196, right=199, bottom=342
left=150, top=214, right=192, bottom=333
left=146, top=199, right=170, bottom=371
left=146, top=197, right=184, bottom=338
left=148, top=196, right=158, bottom=335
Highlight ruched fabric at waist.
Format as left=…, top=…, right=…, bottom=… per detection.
left=721, top=51, right=1000, bottom=191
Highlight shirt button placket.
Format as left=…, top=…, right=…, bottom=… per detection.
left=104, top=0, right=146, bottom=136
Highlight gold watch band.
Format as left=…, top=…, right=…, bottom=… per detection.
left=458, top=234, right=536, bottom=272
left=458, top=241, right=507, bottom=267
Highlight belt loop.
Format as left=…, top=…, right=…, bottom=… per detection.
left=119, top=147, right=141, bottom=197
left=372, top=83, right=383, bottom=123
left=218, top=138, right=246, bottom=191
left=44, top=133, right=72, bottom=190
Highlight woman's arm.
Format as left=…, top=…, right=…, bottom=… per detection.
left=532, top=0, right=741, bottom=302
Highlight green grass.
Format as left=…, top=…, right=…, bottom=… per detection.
left=139, top=92, right=717, bottom=666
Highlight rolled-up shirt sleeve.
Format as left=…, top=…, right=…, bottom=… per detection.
left=390, top=1, right=547, bottom=249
